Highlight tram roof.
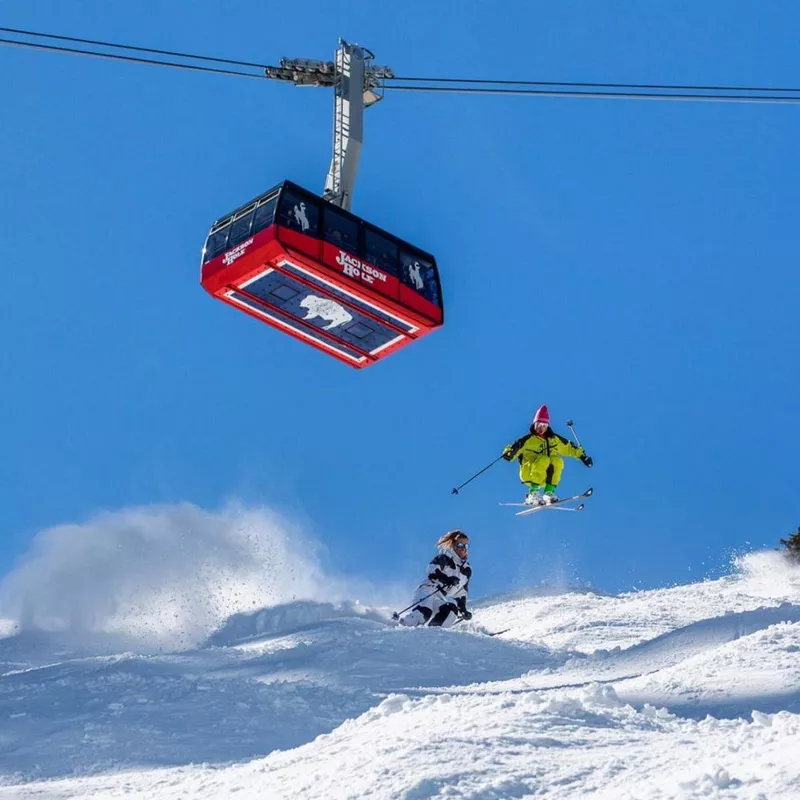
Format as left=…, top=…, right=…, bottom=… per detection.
left=210, top=180, right=435, bottom=262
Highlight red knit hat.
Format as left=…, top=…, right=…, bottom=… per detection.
left=533, top=405, right=550, bottom=426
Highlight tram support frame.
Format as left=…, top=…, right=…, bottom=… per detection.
left=265, top=39, right=393, bottom=212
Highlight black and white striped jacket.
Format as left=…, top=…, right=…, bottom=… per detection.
left=422, top=550, right=471, bottom=613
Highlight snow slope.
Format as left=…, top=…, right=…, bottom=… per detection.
left=1, top=508, right=799, bottom=798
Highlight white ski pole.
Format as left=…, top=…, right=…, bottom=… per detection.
left=391, top=587, right=442, bottom=620
left=565, top=419, right=583, bottom=449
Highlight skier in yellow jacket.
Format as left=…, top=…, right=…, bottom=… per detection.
left=503, top=405, right=593, bottom=505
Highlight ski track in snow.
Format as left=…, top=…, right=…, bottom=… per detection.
left=0, top=548, right=799, bottom=798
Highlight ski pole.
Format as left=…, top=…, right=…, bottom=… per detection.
left=451, top=455, right=504, bottom=495
left=565, top=419, right=583, bottom=449
left=391, top=587, right=442, bottom=620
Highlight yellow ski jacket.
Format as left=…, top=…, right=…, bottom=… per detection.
left=503, top=429, right=585, bottom=486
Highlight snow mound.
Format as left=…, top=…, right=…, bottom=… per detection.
left=0, top=603, right=547, bottom=783
left=206, top=599, right=389, bottom=647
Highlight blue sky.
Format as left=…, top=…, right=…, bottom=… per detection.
left=1, top=1, right=798, bottom=600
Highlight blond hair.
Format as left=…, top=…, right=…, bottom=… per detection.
left=437, top=529, right=469, bottom=551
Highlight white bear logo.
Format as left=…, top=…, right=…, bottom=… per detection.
left=299, top=295, right=353, bottom=330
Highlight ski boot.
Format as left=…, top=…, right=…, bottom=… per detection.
left=542, top=484, right=559, bottom=505
left=524, top=485, right=543, bottom=505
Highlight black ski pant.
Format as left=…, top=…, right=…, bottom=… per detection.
left=428, top=601, right=458, bottom=627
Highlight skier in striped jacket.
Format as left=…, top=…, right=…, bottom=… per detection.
left=399, top=530, right=472, bottom=628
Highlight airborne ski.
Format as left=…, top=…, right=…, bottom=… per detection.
left=500, top=487, right=593, bottom=517
left=516, top=487, right=592, bottom=516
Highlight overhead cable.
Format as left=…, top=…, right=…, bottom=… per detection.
left=388, top=74, right=800, bottom=95
left=0, top=25, right=269, bottom=70
left=2, top=27, right=800, bottom=104
left=384, top=84, right=800, bottom=105
left=0, top=37, right=264, bottom=79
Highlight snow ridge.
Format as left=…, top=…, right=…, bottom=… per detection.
left=1, top=537, right=799, bottom=798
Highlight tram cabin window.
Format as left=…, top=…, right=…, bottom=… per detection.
left=228, top=204, right=257, bottom=248
left=401, top=251, right=440, bottom=306
left=363, top=227, right=398, bottom=276
left=278, top=190, right=320, bottom=235
left=252, top=194, right=278, bottom=234
left=323, top=207, right=359, bottom=254
left=204, top=223, right=231, bottom=264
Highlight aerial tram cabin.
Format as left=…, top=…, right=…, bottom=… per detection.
left=200, top=41, right=443, bottom=368
left=200, top=181, right=443, bottom=368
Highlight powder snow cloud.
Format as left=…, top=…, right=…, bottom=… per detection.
left=0, top=502, right=368, bottom=649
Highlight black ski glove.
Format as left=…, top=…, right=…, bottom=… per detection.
left=430, top=570, right=458, bottom=590
left=503, top=435, right=528, bottom=461
left=580, top=454, right=593, bottom=468
left=460, top=610, right=473, bottom=621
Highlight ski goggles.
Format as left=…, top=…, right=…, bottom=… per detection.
left=454, top=541, right=469, bottom=551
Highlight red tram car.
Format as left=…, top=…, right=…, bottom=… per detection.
left=200, top=181, right=443, bottom=368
